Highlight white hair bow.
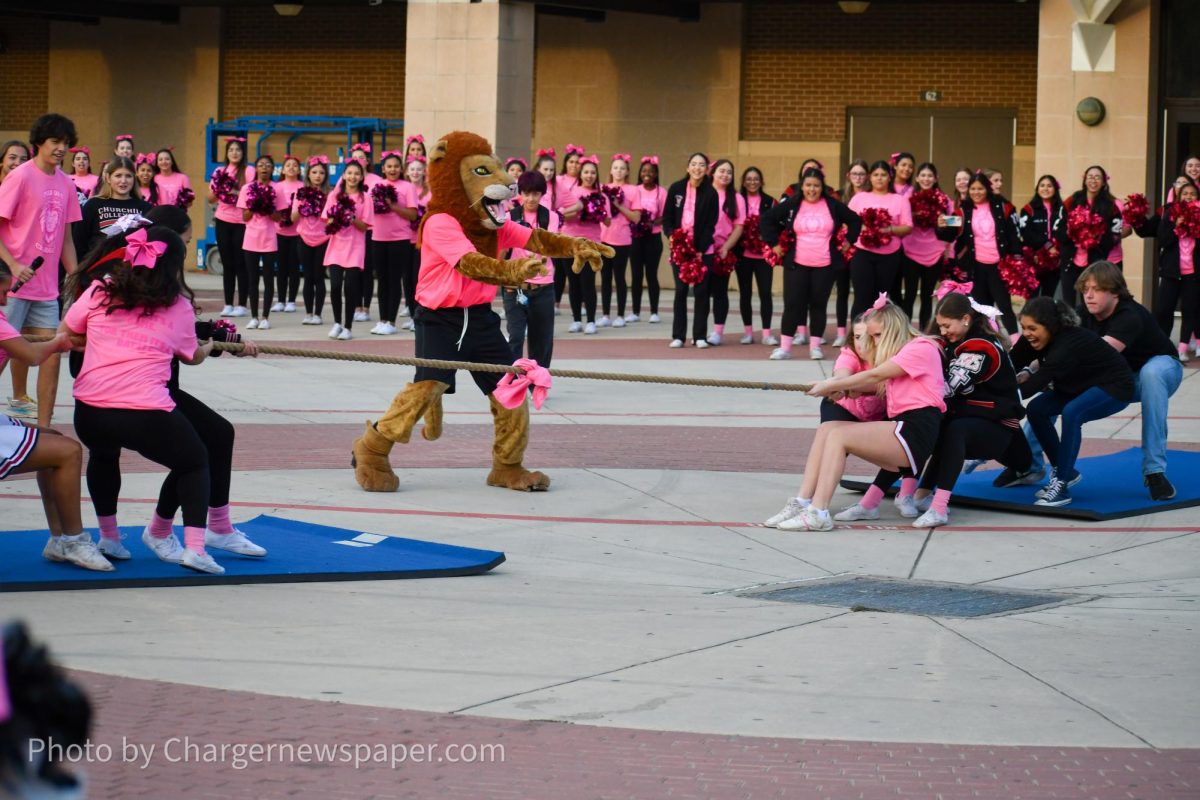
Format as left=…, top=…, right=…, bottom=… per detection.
left=105, top=213, right=153, bottom=237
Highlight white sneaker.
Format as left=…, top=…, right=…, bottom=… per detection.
left=370, top=322, right=385, bottom=335
left=649, top=313, right=661, bottom=323
left=778, top=506, right=832, bottom=532
left=328, top=323, right=344, bottom=339
left=584, top=322, right=597, bottom=335
left=833, top=503, right=879, bottom=522
left=740, top=334, right=754, bottom=344
left=810, top=345, right=824, bottom=360
left=257, top=319, right=271, bottom=331
left=284, top=302, right=297, bottom=312
left=669, top=339, right=684, bottom=348
left=764, top=497, right=808, bottom=528
left=310, top=316, right=322, bottom=326
left=353, top=310, right=369, bottom=322
left=554, top=306, right=561, bottom=316
left=597, top=316, right=611, bottom=328
left=832, top=334, right=847, bottom=347
left=246, top=318, right=260, bottom=330
left=42, top=536, right=64, bottom=562
left=894, top=494, right=920, bottom=518
left=142, top=527, right=185, bottom=563
left=762, top=334, right=779, bottom=346
left=624, top=313, right=639, bottom=323
left=695, top=339, right=709, bottom=349
left=337, top=328, right=353, bottom=341
left=220, top=305, right=234, bottom=317
left=913, top=508, right=949, bottom=528
left=402, top=320, right=415, bottom=331
left=568, top=321, right=583, bottom=333
left=915, top=494, right=933, bottom=513
left=612, top=316, right=626, bottom=328
left=181, top=549, right=225, bottom=575
left=61, top=535, right=115, bottom=571
left=768, top=348, right=791, bottom=360
left=232, top=306, right=249, bottom=317
left=399, top=307, right=410, bottom=318
left=98, top=536, right=132, bottom=560
left=706, top=332, right=722, bottom=346
left=270, top=302, right=284, bottom=312
left=796, top=333, right=809, bottom=345
left=205, top=528, right=267, bottom=557
left=381, top=323, right=398, bottom=335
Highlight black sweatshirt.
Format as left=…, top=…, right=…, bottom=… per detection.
left=662, top=178, right=719, bottom=255
left=1010, top=326, right=1134, bottom=402
left=760, top=193, right=861, bottom=268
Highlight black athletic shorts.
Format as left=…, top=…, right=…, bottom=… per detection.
left=413, top=303, right=512, bottom=395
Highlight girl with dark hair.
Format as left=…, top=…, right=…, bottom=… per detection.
left=347, top=145, right=380, bottom=325
left=72, top=156, right=151, bottom=257
left=833, top=159, right=870, bottom=345
left=761, top=167, right=861, bottom=361
left=559, top=155, right=608, bottom=334
left=1009, top=296, right=1135, bottom=507
left=371, top=150, right=420, bottom=336
left=846, top=160, right=912, bottom=316
left=557, top=144, right=584, bottom=197
left=505, top=157, right=527, bottom=184
left=1165, top=156, right=1200, bottom=203
left=1019, top=174, right=1065, bottom=299
left=533, top=152, right=568, bottom=310
left=599, top=154, right=642, bottom=328
left=153, top=148, right=191, bottom=208
left=704, top=158, right=746, bottom=345
left=113, top=134, right=135, bottom=161
left=292, top=156, right=331, bottom=325
left=272, top=154, right=304, bottom=314
left=0, top=140, right=30, bottom=185
left=630, top=155, right=666, bottom=323
left=900, top=162, right=951, bottom=327
left=662, top=152, right=719, bottom=348
left=208, top=137, right=253, bottom=318
left=323, top=159, right=375, bottom=340
left=502, top=169, right=559, bottom=367
left=69, top=146, right=98, bottom=198
left=1056, top=165, right=1129, bottom=305
left=1155, top=178, right=1199, bottom=361
left=237, top=154, right=289, bottom=330
left=938, top=172, right=1021, bottom=334
left=134, top=153, right=158, bottom=205
left=736, top=166, right=777, bottom=344
left=891, top=152, right=916, bottom=198
left=405, top=134, right=426, bottom=163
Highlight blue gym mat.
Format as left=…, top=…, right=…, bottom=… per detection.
left=840, top=447, right=1200, bottom=521
left=0, top=514, right=505, bottom=592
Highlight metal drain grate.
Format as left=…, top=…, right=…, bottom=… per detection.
left=736, top=575, right=1092, bottom=618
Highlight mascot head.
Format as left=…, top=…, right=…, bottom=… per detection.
left=420, top=131, right=514, bottom=256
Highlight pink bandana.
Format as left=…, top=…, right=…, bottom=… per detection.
left=493, top=358, right=552, bottom=410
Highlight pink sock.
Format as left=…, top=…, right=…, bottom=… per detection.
left=798, top=325, right=808, bottom=338
left=811, top=336, right=822, bottom=347
left=744, top=325, right=754, bottom=336
left=148, top=512, right=174, bottom=539
left=931, top=489, right=952, bottom=515
left=779, top=335, right=794, bottom=353
left=183, top=525, right=206, bottom=554
left=837, top=326, right=847, bottom=339
left=208, top=504, right=234, bottom=535
left=1180, top=342, right=1189, bottom=356
left=861, top=485, right=885, bottom=510
left=98, top=515, right=120, bottom=542
left=899, top=477, right=918, bottom=498
left=714, top=324, right=725, bottom=335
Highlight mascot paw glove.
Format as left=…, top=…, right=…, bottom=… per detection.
left=516, top=256, right=548, bottom=280
left=570, top=239, right=616, bottom=274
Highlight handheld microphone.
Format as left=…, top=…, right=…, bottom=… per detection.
left=9, top=257, right=45, bottom=293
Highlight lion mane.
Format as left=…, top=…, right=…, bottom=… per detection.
left=417, top=131, right=501, bottom=258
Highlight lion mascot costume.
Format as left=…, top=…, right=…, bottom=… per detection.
left=351, top=131, right=614, bottom=492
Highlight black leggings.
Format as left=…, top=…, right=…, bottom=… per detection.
left=1036, top=267, right=1060, bottom=300
left=552, top=257, right=570, bottom=305
left=736, top=255, right=773, bottom=330
left=276, top=234, right=301, bottom=304
left=850, top=249, right=901, bottom=317
left=567, top=265, right=597, bottom=323
left=376, top=239, right=413, bottom=322
left=629, top=234, right=663, bottom=315
left=244, top=250, right=276, bottom=319
left=671, top=255, right=713, bottom=342
left=780, top=265, right=836, bottom=341
left=710, top=269, right=732, bottom=326
left=73, top=400, right=209, bottom=528
left=360, top=235, right=375, bottom=310
left=300, top=241, right=328, bottom=316
left=971, top=261, right=1018, bottom=335
left=156, top=389, right=234, bottom=519
left=901, top=255, right=939, bottom=329
left=329, top=266, right=363, bottom=328
left=918, top=417, right=1033, bottom=494
left=215, top=219, right=247, bottom=307
left=1156, top=274, right=1197, bottom=344
left=600, top=244, right=630, bottom=317
left=834, top=261, right=850, bottom=328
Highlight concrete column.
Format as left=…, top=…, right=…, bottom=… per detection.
left=404, top=0, right=535, bottom=157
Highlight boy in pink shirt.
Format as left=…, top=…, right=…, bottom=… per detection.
left=501, top=171, right=560, bottom=367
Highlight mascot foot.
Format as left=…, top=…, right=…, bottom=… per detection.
left=352, top=421, right=400, bottom=492
left=487, top=394, right=550, bottom=492
left=487, top=465, right=551, bottom=492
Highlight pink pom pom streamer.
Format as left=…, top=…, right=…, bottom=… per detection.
left=669, top=229, right=706, bottom=285
left=173, top=186, right=195, bottom=210
left=858, top=207, right=894, bottom=250
left=371, top=182, right=398, bottom=215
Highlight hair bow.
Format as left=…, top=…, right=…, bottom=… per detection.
left=536, top=147, right=556, bottom=159
left=968, top=297, right=1003, bottom=332
left=406, top=155, right=427, bottom=164
left=505, top=157, right=528, bottom=170
left=226, top=136, right=247, bottom=144
left=640, top=155, right=659, bottom=166
left=405, top=134, right=424, bottom=147
left=105, top=213, right=152, bottom=238
left=345, top=155, right=367, bottom=166
left=70, top=146, right=89, bottom=155
left=380, top=150, right=405, bottom=162
left=308, top=155, right=330, bottom=167
left=934, top=280, right=973, bottom=301
left=863, top=292, right=891, bottom=317
left=125, top=228, right=166, bottom=269
left=135, top=153, right=155, bottom=166
left=281, top=153, right=301, bottom=163
left=612, top=153, right=631, bottom=163
left=579, top=155, right=599, bottom=166
left=351, top=142, right=372, bottom=154
left=565, top=144, right=585, bottom=157
left=889, top=152, right=902, bottom=164
left=115, top=134, right=135, bottom=143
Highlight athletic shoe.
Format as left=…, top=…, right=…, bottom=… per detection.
left=568, top=321, right=583, bottom=333
left=810, top=345, right=824, bottom=360
left=337, top=328, right=353, bottom=341
left=912, top=508, right=949, bottom=528
left=402, top=320, right=415, bottom=331
left=612, top=316, right=626, bottom=328
left=1034, top=477, right=1072, bottom=507
left=380, top=323, right=398, bottom=335
left=1145, top=473, right=1176, bottom=501
left=768, top=348, right=791, bottom=360
left=220, top=305, right=234, bottom=317
left=695, top=339, right=709, bottom=349
left=669, top=339, right=684, bottom=348
left=649, top=313, right=661, bottom=323
left=833, top=503, right=879, bottom=522
left=246, top=318, right=260, bottom=330
left=328, top=323, right=344, bottom=339
left=796, top=333, right=809, bottom=345
left=353, top=310, right=369, bottom=322
left=584, top=322, right=597, bottom=335
left=963, top=458, right=987, bottom=474
left=270, top=302, right=284, bottom=312
left=301, top=314, right=313, bottom=325
left=142, top=527, right=185, bottom=564
left=257, top=319, right=271, bottom=331
left=762, top=334, right=779, bottom=346
left=764, top=497, right=808, bottom=527
left=98, top=536, right=132, bottom=560
left=6, top=395, right=36, bottom=419
left=42, top=536, right=64, bottom=563
left=915, top=494, right=933, bottom=513
left=310, top=316, right=322, bottom=326
left=370, top=322, right=385, bottom=335
left=1178, top=345, right=1190, bottom=363
left=706, top=332, right=722, bottom=346
left=993, top=464, right=1045, bottom=488
left=597, top=316, right=611, bottom=328
left=779, top=506, right=832, bottom=532
left=894, top=494, right=920, bottom=518
left=832, top=334, right=847, bottom=347
left=554, top=306, right=561, bottom=316
left=181, top=549, right=225, bottom=575
left=284, top=302, right=297, bottom=312
left=1035, top=468, right=1082, bottom=499
left=624, top=313, right=639, bottom=323
left=399, top=307, right=410, bottom=318
left=61, top=536, right=115, bottom=572
left=232, top=306, right=249, bottom=317
left=740, top=334, right=754, bottom=344
left=205, top=528, right=267, bottom=557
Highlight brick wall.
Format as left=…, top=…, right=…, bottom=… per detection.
left=0, top=16, right=49, bottom=131
left=220, top=6, right=405, bottom=119
left=741, top=2, right=1038, bottom=146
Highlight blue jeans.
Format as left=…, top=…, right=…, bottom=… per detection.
left=1026, top=387, right=1129, bottom=482
left=1134, top=355, right=1183, bottom=475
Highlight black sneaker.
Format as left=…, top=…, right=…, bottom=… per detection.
left=1034, top=477, right=1072, bottom=507
left=993, top=464, right=1046, bottom=488
left=1145, top=473, right=1176, bottom=501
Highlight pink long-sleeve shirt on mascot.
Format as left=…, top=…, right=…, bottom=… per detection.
left=884, top=337, right=947, bottom=418
left=846, top=192, right=911, bottom=255
left=212, top=165, right=255, bottom=224
left=64, top=283, right=198, bottom=412
left=322, top=192, right=374, bottom=268
left=833, top=347, right=886, bottom=421
left=0, top=160, right=83, bottom=302
left=416, top=214, right=532, bottom=308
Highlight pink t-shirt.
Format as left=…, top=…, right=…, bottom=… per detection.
left=560, top=183, right=605, bottom=239
left=292, top=189, right=330, bottom=248
left=274, top=178, right=303, bottom=238
left=682, top=182, right=698, bottom=231
left=885, top=337, right=947, bottom=418
left=833, top=346, right=886, bottom=421
left=713, top=189, right=746, bottom=251
left=153, top=172, right=192, bottom=207
left=371, top=178, right=420, bottom=242
left=237, top=181, right=289, bottom=253
left=971, top=202, right=1000, bottom=264
left=0, top=309, right=19, bottom=370
left=322, top=191, right=374, bottom=269
left=511, top=206, right=560, bottom=285
left=1180, top=233, right=1195, bottom=276
left=554, top=174, right=579, bottom=206
left=415, top=214, right=532, bottom=309
left=0, top=160, right=83, bottom=302
left=847, top=192, right=911, bottom=255
left=895, top=183, right=914, bottom=199
left=634, top=184, right=667, bottom=234
left=793, top=199, right=835, bottom=267
left=901, top=194, right=953, bottom=266
left=212, top=165, right=255, bottom=224
left=601, top=184, right=641, bottom=247
left=72, top=174, right=99, bottom=198
left=64, top=283, right=197, bottom=412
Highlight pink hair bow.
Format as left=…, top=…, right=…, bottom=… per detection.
left=381, top=150, right=405, bottom=161
left=612, top=153, right=631, bottom=163
left=227, top=136, right=247, bottom=143
left=536, top=147, right=556, bottom=159
left=640, top=155, right=659, bottom=165
left=70, top=146, right=89, bottom=155
left=863, top=292, right=890, bottom=317
left=407, top=155, right=427, bottom=164
left=506, top=157, right=528, bottom=170
left=308, top=155, right=330, bottom=166
left=934, top=280, right=973, bottom=301
left=565, top=144, right=585, bottom=157
left=579, top=155, right=599, bottom=166
left=115, top=134, right=135, bottom=142
left=351, top=142, right=372, bottom=154
left=135, top=153, right=155, bottom=166
left=125, top=228, right=166, bottom=270
left=493, top=358, right=552, bottom=410
left=405, top=134, right=424, bottom=146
